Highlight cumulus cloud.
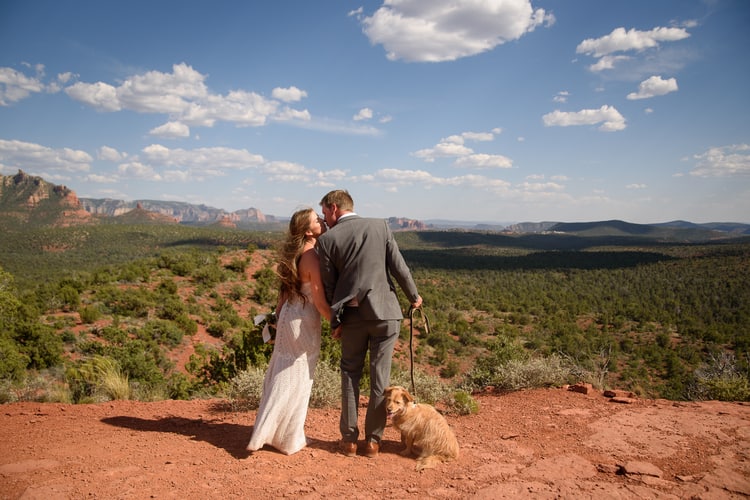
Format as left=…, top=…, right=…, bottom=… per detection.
left=271, top=86, right=308, bottom=103
left=576, top=26, right=690, bottom=72
left=117, top=161, right=161, bottom=180
left=455, top=153, right=512, bottom=169
left=690, top=144, right=750, bottom=177
left=64, top=63, right=310, bottom=129
left=359, top=0, right=554, bottom=62
left=353, top=107, right=373, bottom=121
left=626, top=183, right=647, bottom=189
left=412, top=129, right=511, bottom=167
left=553, top=91, right=569, bottom=103
left=149, top=121, right=191, bottom=138
left=542, top=105, right=626, bottom=132
left=141, top=144, right=265, bottom=171
left=0, top=139, right=91, bottom=172
left=627, top=75, right=678, bottom=100
left=0, top=66, right=48, bottom=105
left=98, top=146, right=126, bottom=162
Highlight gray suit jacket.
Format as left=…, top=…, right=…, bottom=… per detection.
left=317, top=215, right=419, bottom=327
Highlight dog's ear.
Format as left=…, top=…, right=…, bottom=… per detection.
left=402, top=389, right=414, bottom=404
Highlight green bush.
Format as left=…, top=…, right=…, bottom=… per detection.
left=138, top=319, right=184, bottom=348
left=448, top=390, right=479, bottom=415
left=78, top=304, right=102, bottom=324
left=66, top=356, right=130, bottom=403
left=228, top=364, right=267, bottom=410
left=310, top=362, right=340, bottom=408
left=691, top=352, right=750, bottom=401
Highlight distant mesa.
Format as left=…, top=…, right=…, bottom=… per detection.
left=0, top=169, right=92, bottom=227
left=1, top=171, right=747, bottom=238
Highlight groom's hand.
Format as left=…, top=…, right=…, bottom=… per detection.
left=412, top=295, right=423, bottom=309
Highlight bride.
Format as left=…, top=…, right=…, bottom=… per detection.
left=247, top=208, right=331, bottom=455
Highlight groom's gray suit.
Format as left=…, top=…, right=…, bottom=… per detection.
left=317, top=215, right=420, bottom=445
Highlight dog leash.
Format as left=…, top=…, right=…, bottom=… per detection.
left=408, top=304, right=430, bottom=399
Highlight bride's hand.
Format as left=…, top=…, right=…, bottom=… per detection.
left=331, top=326, right=343, bottom=340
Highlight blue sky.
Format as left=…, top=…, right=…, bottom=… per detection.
left=1, top=0, right=748, bottom=224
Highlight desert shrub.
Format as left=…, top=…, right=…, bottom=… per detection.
left=193, top=263, right=225, bottom=286
left=78, top=304, right=101, bottom=324
left=468, top=336, right=529, bottom=388
left=14, top=322, right=63, bottom=370
left=173, top=313, right=198, bottom=336
left=0, top=335, right=30, bottom=380
left=690, top=352, right=750, bottom=401
left=157, top=250, right=198, bottom=276
left=0, top=370, right=71, bottom=404
left=227, top=284, right=247, bottom=301
left=439, top=360, right=460, bottom=379
left=157, top=278, right=178, bottom=295
left=225, top=257, right=247, bottom=273
left=447, top=390, right=479, bottom=415
left=156, top=297, right=187, bottom=320
left=310, top=362, right=340, bottom=408
left=228, top=364, right=267, bottom=410
left=57, top=285, right=80, bottom=312
left=138, top=319, right=184, bottom=348
left=252, top=266, right=278, bottom=304
left=471, top=354, right=575, bottom=392
left=66, top=356, right=131, bottom=403
left=96, top=325, right=129, bottom=344
left=206, top=320, right=231, bottom=338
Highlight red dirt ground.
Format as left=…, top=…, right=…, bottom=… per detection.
left=2, top=388, right=750, bottom=499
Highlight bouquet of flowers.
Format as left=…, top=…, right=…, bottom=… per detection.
left=253, top=310, right=277, bottom=344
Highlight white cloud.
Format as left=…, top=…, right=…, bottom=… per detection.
left=85, top=172, right=119, bottom=183
left=64, top=63, right=309, bottom=129
left=0, top=139, right=91, bottom=172
left=576, top=26, right=690, bottom=58
left=117, top=161, right=161, bottom=180
left=553, top=91, right=569, bottom=103
left=413, top=129, right=507, bottom=164
left=98, top=146, right=125, bottom=162
left=0, top=66, right=48, bottom=105
left=141, top=144, right=265, bottom=171
left=542, top=105, right=626, bottom=132
left=149, top=121, right=191, bottom=138
left=353, top=107, right=373, bottom=121
left=627, top=76, right=678, bottom=100
left=690, top=144, right=750, bottom=177
left=587, top=55, right=631, bottom=72
left=518, top=181, right=564, bottom=192
left=271, top=86, right=308, bottom=102
left=360, top=0, right=554, bottom=63
left=455, top=153, right=512, bottom=169
left=65, top=81, right=121, bottom=111
left=577, top=26, right=690, bottom=72
left=626, top=183, right=647, bottom=189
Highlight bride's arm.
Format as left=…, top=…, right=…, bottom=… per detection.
left=299, top=248, right=332, bottom=322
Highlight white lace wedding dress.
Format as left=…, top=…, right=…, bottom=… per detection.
left=247, top=282, right=322, bottom=455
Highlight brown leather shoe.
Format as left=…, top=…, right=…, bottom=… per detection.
left=363, top=440, right=379, bottom=458
left=339, top=441, right=357, bottom=457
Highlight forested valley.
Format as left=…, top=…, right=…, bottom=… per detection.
left=1, top=223, right=748, bottom=407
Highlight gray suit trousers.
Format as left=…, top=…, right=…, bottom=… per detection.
left=338, top=307, right=400, bottom=443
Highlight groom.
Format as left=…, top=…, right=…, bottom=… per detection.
left=317, top=189, right=422, bottom=458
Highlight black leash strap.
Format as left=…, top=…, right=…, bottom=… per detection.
left=408, top=305, right=430, bottom=399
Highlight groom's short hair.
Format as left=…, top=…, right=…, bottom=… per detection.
left=320, top=190, right=354, bottom=211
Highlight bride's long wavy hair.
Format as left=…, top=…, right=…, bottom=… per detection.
left=276, top=208, right=315, bottom=305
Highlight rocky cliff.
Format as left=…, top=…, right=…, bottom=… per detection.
left=0, top=170, right=93, bottom=226
left=80, top=198, right=267, bottom=225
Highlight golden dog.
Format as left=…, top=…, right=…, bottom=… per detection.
left=384, top=385, right=459, bottom=471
